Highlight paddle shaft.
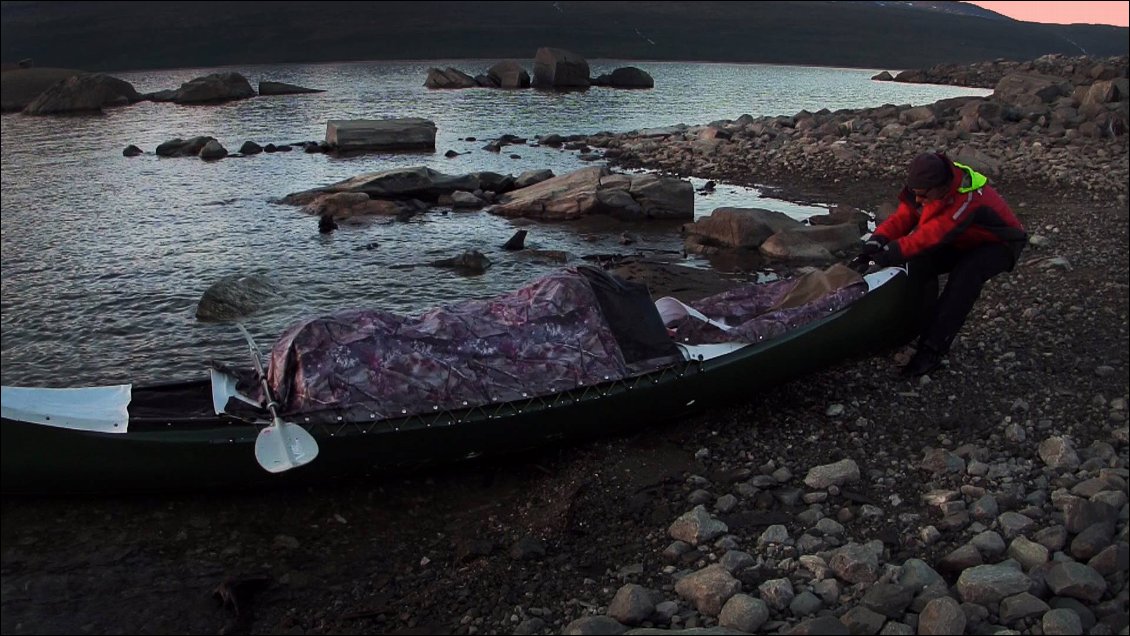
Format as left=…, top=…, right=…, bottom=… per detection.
left=235, top=324, right=284, bottom=425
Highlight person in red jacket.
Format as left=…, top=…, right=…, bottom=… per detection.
left=849, top=152, right=1028, bottom=377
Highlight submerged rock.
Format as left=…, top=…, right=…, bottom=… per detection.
left=429, top=249, right=492, bottom=274
left=195, top=274, right=283, bottom=322
left=258, top=81, right=324, bottom=95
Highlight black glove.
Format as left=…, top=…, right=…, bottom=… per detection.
left=847, top=254, right=872, bottom=274
left=848, top=237, right=888, bottom=273
left=872, top=243, right=903, bottom=268
left=860, top=237, right=887, bottom=255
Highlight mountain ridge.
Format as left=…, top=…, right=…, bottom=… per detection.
left=1, top=1, right=1127, bottom=73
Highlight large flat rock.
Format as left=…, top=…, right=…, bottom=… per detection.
left=489, top=167, right=692, bottom=220
left=490, top=166, right=606, bottom=219
left=282, top=166, right=480, bottom=203
left=326, top=118, right=437, bottom=152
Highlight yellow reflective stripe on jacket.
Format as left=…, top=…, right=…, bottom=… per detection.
left=953, top=161, right=988, bottom=193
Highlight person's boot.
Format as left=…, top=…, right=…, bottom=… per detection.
left=901, top=345, right=944, bottom=377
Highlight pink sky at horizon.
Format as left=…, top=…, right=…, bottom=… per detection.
left=967, top=2, right=1129, bottom=27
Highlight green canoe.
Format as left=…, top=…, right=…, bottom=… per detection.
left=1, top=267, right=924, bottom=495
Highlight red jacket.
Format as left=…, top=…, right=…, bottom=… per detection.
left=874, top=161, right=1027, bottom=263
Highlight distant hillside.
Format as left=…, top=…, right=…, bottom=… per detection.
left=887, top=0, right=1010, bottom=21
left=1, top=1, right=1127, bottom=72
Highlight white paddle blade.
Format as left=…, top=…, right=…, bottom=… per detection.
left=254, top=422, right=320, bottom=473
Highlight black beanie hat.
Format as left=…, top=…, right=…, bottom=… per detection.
left=906, top=153, right=951, bottom=189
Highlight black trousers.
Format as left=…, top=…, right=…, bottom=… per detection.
left=906, top=243, right=1017, bottom=355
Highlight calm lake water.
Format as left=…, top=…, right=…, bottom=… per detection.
left=0, top=59, right=989, bottom=386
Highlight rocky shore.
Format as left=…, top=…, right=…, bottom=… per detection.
left=578, top=54, right=1128, bottom=212
left=875, top=55, right=1128, bottom=90
left=2, top=55, right=1128, bottom=635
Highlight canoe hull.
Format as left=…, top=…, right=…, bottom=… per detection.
left=2, top=268, right=923, bottom=495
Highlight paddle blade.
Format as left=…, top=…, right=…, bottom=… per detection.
left=254, top=421, right=320, bottom=473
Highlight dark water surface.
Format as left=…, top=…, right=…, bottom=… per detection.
left=0, top=59, right=988, bottom=386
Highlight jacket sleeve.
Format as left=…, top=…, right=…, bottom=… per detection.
left=872, top=188, right=918, bottom=243
left=890, top=192, right=979, bottom=260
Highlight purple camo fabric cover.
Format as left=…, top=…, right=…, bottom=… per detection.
left=669, top=276, right=867, bottom=345
left=265, top=269, right=630, bottom=420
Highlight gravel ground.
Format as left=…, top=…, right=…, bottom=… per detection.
left=3, top=61, right=1128, bottom=635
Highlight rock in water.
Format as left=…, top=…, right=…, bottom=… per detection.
left=430, top=250, right=492, bottom=274
left=195, top=274, right=282, bottom=322
left=503, top=230, right=527, bottom=251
